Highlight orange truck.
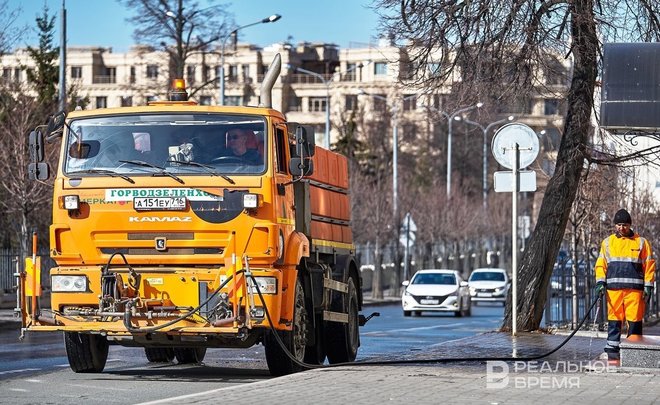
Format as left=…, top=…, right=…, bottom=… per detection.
left=21, top=54, right=369, bottom=376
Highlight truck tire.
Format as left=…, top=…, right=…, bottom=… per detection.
left=173, top=347, right=207, bottom=364
left=264, top=278, right=308, bottom=376
left=144, top=347, right=175, bottom=362
left=326, top=277, right=359, bottom=363
left=64, top=332, right=109, bottom=373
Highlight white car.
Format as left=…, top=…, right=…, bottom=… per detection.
left=401, top=269, right=471, bottom=317
left=468, top=268, right=510, bottom=305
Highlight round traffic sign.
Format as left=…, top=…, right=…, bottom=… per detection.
left=491, top=123, right=540, bottom=169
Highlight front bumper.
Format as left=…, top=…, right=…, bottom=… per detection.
left=20, top=265, right=287, bottom=341
left=401, top=295, right=460, bottom=312
left=469, top=289, right=507, bottom=302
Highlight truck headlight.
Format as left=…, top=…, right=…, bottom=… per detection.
left=52, top=275, right=87, bottom=292
left=248, top=276, right=277, bottom=294
left=59, top=195, right=80, bottom=211
left=243, top=193, right=260, bottom=209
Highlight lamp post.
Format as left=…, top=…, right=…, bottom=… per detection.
left=446, top=102, right=483, bottom=198
left=219, top=14, right=281, bottom=105
left=463, top=115, right=515, bottom=207
left=290, top=62, right=367, bottom=149
left=359, top=91, right=418, bottom=223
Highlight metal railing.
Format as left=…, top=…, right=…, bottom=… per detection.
left=544, top=255, right=660, bottom=329
left=0, top=250, right=53, bottom=291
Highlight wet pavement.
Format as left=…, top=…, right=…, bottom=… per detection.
left=5, top=296, right=660, bottom=403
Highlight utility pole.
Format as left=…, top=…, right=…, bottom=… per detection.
left=58, top=0, right=67, bottom=111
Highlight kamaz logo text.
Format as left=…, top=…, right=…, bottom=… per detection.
left=129, top=216, right=192, bottom=223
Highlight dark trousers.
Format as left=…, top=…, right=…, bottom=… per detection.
left=606, top=320, right=643, bottom=352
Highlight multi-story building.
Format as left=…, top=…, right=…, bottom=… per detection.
left=0, top=41, right=567, bottom=148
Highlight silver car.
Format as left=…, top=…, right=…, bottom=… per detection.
left=468, top=268, right=510, bottom=305
left=401, top=269, right=471, bottom=317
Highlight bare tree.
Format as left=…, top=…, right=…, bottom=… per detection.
left=373, top=0, right=660, bottom=330
left=0, top=84, right=55, bottom=257
left=120, top=0, right=233, bottom=81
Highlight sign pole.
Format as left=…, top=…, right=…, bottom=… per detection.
left=512, top=143, right=519, bottom=337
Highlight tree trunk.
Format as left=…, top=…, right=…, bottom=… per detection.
left=502, top=0, right=598, bottom=331
left=372, top=243, right=383, bottom=299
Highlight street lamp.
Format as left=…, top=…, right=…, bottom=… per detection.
left=289, top=62, right=368, bottom=149
left=463, top=115, right=515, bottom=207
left=358, top=90, right=418, bottom=223
left=445, top=102, right=483, bottom=198
left=219, top=14, right=281, bottom=105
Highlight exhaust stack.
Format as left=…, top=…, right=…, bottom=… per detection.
left=259, top=53, right=281, bottom=108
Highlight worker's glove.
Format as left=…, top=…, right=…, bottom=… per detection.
left=594, top=282, right=606, bottom=297
left=644, top=286, right=653, bottom=300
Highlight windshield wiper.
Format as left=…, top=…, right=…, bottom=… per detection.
left=118, top=160, right=184, bottom=184
left=169, top=160, right=235, bottom=184
left=68, top=169, right=135, bottom=184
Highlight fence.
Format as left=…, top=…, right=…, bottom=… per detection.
left=544, top=254, right=660, bottom=329
left=0, top=250, right=53, bottom=291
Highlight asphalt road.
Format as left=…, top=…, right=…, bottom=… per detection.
left=0, top=303, right=504, bottom=404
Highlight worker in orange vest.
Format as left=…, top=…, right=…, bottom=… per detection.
left=594, top=209, right=655, bottom=359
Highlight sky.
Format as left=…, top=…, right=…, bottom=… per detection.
left=7, top=0, right=382, bottom=52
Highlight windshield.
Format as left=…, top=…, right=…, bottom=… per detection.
left=64, top=113, right=266, bottom=176
left=469, top=272, right=506, bottom=282
left=411, top=273, right=456, bottom=285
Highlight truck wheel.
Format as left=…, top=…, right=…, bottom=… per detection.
left=304, top=313, right=326, bottom=365
left=264, top=278, right=308, bottom=376
left=144, top=347, right=174, bottom=362
left=173, top=347, right=207, bottom=364
left=64, top=332, right=109, bottom=373
left=326, top=277, right=359, bottom=364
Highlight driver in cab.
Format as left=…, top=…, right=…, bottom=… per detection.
left=223, top=128, right=262, bottom=165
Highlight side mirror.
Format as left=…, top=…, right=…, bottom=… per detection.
left=47, top=111, right=66, bottom=135
left=289, top=157, right=314, bottom=176
left=402, top=280, right=410, bottom=287
left=460, top=281, right=469, bottom=287
left=28, top=162, right=50, bottom=180
left=289, top=124, right=316, bottom=158
left=28, top=130, right=45, bottom=163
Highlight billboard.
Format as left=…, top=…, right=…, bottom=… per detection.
left=600, top=43, right=660, bottom=133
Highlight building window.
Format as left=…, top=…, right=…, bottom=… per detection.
left=215, top=66, right=222, bottom=83
left=374, top=62, right=387, bottom=76
left=71, top=66, right=82, bottom=79
left=146, top=95, right=157, bottom=103
left=13, top=68, right=20, bottom=82
left=242, top=64, right=250, bottom=81
left=345, top=94, right=358, bottom=111
left=373, top=94, right=387, bottom=111
left=288, top=96, right=302, bottom=112
left=199, top=96, right=212, bottom=106
left=544, top=99, right=560, bottom=115
left=96, top=96, right=107, bottom=109
left=120, top=96, right=132, bottom=107
left=146, top=65, right=159, bottom=79
left=309, top=97, right=327, bottom=112
left=228, top=65, right=238, bottom=82
left=344, top=63, right=357, bottom=81
left=186, top=65, right=195, bottom=84
left=225, top=96, right=241, bottom=106
left=104, top=67, right=116, bottom=83
left=130, top=66, right=136, bottom=83
left=202, top=65, right=211, bottom=82
left=403, top=95, right=417, bottom=111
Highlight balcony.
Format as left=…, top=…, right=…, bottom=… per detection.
left=93, top=75, right=117, bottom=84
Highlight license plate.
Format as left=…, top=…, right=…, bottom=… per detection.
left=477, top=293, right=492, bottom=297
left=133, top=197, right=186, bottom=211
left=420, top=299, right=439, bottom=305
